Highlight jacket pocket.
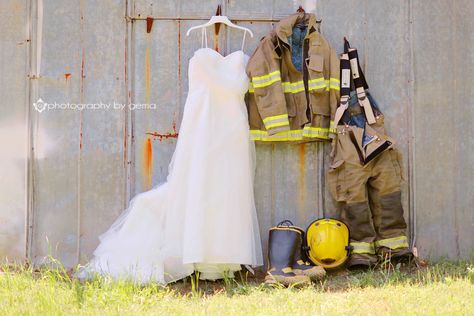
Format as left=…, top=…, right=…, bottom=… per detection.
left=307, top=54, right=326, bottom=94
left=327, top=160, right=346, bottom=202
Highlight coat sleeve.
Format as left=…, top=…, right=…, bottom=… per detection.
left=246, top=38, right=289, bottom=135
left=328, top=46, right=340, bottom=137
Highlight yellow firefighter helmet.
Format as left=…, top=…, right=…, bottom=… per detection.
left=306, top=218, right=350, bottom=269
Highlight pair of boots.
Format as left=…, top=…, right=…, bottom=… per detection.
left=265, top=221, right=326, bottom=285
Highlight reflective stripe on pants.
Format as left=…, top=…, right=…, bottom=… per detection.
left=350, top=242, right=375, bottom=254
left=375, top=236, right=409, bottom=250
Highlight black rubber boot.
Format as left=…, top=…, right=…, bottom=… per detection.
left=291, top=227, right=326, bottom=280
left=265, top=226, right=310, bottom=285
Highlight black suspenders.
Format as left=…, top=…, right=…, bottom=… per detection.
left=332, top=38, right=376, bottom=129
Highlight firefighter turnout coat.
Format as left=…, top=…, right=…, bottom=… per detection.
left=246, top=12, right=340, bottom=143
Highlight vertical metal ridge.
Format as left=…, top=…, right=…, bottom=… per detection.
left=451, top=0, right=460, bottom=258
left=129, top=8, right=137, bottom=198
left=406, top=0, right=416, bottom=250
left=25, top=0, right=35, bottom=263
left=124, top=0, right=133, bottom=208
left=76, top=0, right=86, bottom=265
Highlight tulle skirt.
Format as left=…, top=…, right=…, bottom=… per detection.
left=77, top=86, right=263, bottom=284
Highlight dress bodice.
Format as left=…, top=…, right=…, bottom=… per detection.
left=188, top=48, right=250, bottom=96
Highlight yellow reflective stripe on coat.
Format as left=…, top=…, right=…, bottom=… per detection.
left=303, top=126, right=330, bottom=139
left=249, top=77, right=340, bottom=93
left=251, top=71, right=281, bottom=88
left=375, top=236, right=409, bottom=250
left=250, top=128, right=330, bottom=141
left=329, top=78, right=340, bottom=91
left=308, top=78, right=326, bottom=91
left=250, top=129, right=303, bottom=141
left=262, top=114, right=290, bottom=130
left=282, top=81, right=305, bottom=93
left=350, top=242, right=375, bottom=254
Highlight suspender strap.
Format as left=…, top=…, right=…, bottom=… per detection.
left=346, top=53, right=368, bottom=90
left=331, top=53, right=351, bottom=129
left=345, top=39, right=376, bottom=124
left=340, top=53, right=351, bottom=98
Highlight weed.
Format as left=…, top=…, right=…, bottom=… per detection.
left=0, top=259, right=472, bottom=315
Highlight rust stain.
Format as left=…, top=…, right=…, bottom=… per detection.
left=145, top=121, right=179, bottom=141
left=214, top=33, right=219, bottom=52
left=214, top=5, right=221, bottom=53
left=123, top=116, right=127, bottom=168
left=64, top=73, right=71, bottom=80
left=145, top=46, right=151, bottom=106
left=123, top=129, right=126, bottom=166
left=298, top=143, right=306, bottom=203
left=143, top=138, right=153, bottom=189
left=80, top=48, right=85, bottom=94
left=79, top=131, right=83, bottom=150
left=146, top=16, right=154, bottom=33
left=214, top=4, right=222, bottom=45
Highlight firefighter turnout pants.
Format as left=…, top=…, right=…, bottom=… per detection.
left=327, top=117, right=411, bottom=267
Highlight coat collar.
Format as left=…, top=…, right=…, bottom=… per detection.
left=275, top=12, right=319, bottom=46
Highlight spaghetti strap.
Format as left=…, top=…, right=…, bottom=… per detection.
left=241, top=31, right=247, bottom=51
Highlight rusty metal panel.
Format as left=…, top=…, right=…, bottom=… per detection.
left=0, top=0, right=29, bottom=263
left=30, top=0, right=127, bottom=267
left=29, top=0, right=82, bottom=268
left=3, top=0, right=474, bottom=269
left=131, top=20, right=179, bottom=194
left=412, top=0, right=474, bottom=259
left=78, top=0, right=128, bottom=263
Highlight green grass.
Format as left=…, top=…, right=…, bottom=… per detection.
left=1, top=259, right=473, bottom=315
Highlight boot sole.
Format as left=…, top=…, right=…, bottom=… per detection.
left=264, top=274, right=310, bottom=286
left=293, top=267, right=326, bottom=280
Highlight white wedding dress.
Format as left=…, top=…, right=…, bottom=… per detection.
left=77, top=29, right=263, bottom=284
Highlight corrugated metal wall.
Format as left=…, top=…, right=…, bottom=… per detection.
left=0, top=0, right=472, bottom=268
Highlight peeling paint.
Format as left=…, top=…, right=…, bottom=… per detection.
left=145, top=121, right=179, bottom=141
